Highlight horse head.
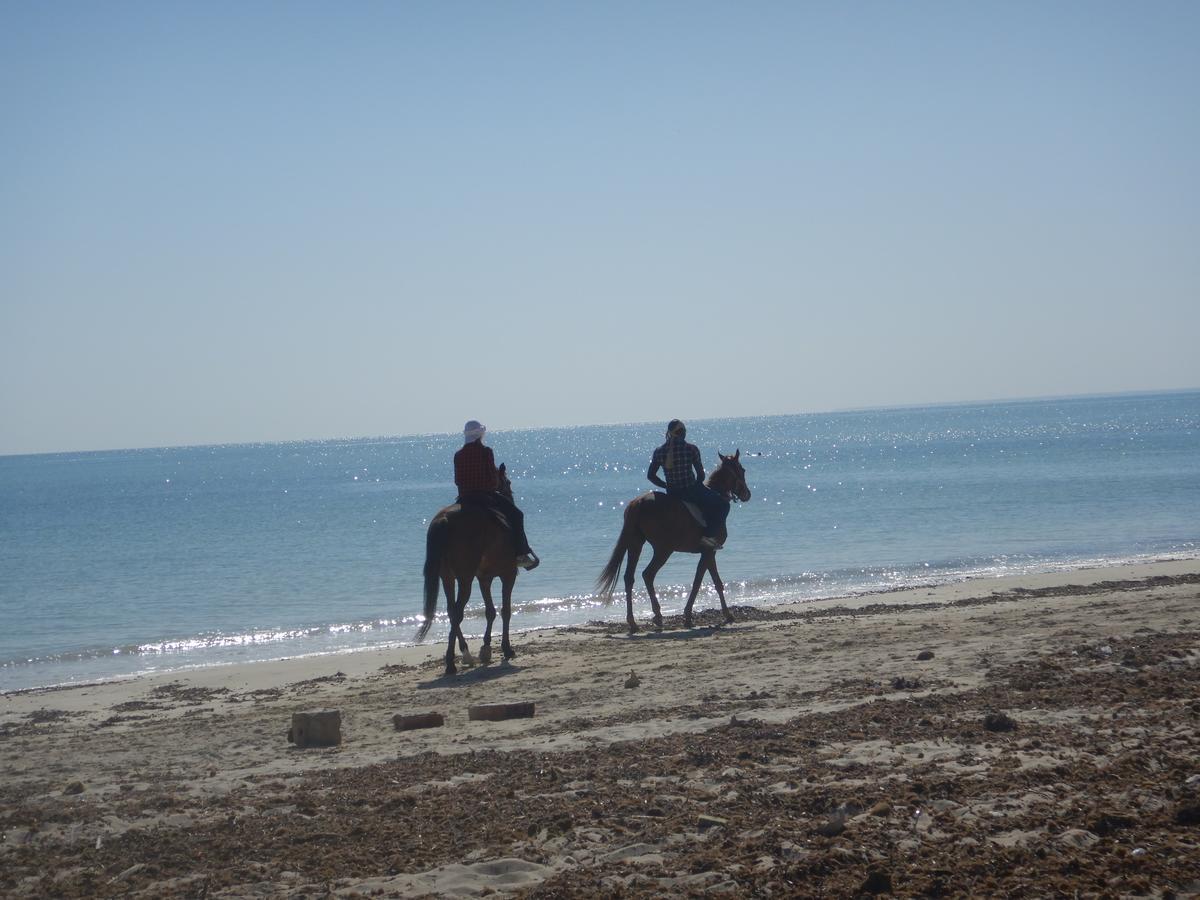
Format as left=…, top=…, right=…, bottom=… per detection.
left=713, top=449, right=751, bottom=502
left=497, top=462, right=514, bottom=501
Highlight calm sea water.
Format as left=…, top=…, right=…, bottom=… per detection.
left=2, top=392, right=1198, bottom=692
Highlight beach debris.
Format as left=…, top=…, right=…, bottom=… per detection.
left=778, top=840, right=809, bottom=862
left=983, top=712, right=1017, bottom=732
left=814, top=815, right=846, bottom=838
left=63, top=781, right=84, bottom=795
left=697, top=815, right=727, bottom=830
left=624, top=670, right=640, bottom=689
left=1175, top=804, right=1200, bottom=826
left=392, top=712, right=445, bottom=732
left=468, top=702, right=535, bottom=722
left=108, top=863, right=146, bottom=884
left=890, top=676, right=921, bottom=690
left=916, top=650, right=935, bottom=661
left=867, top=800, right=892, bottom=817
left=861, top=869, right=893, bottom=894
left=1090, top=813, right=1136, bottom=835
left=287, top=709, right=342, bottom=748
left=1057, top=829, right=1100, bottom=849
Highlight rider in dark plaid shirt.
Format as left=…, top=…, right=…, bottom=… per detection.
left=650, top=435, right=701, bottom=491
left=647, top=419, right=729, bottom=549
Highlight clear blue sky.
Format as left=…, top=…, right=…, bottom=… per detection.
left=3, top=1, right=1197, bottom=454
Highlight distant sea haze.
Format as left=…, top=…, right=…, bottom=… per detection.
left=2, top=391, right=1198, bottom=692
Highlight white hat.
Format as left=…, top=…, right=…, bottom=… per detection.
left=463, top=420, right=486, bottom=442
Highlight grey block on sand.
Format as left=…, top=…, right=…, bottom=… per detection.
left=288, top=710, right=342, bottom=748
left=468, top=702, right=535, bottom=722
left=393, top=712, right=445, bottom=731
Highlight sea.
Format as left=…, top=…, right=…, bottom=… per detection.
left=2, top=391, right=1198, bottom=693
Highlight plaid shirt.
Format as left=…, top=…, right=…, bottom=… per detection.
left=652, top=438, right=701, bottom=492
left=454, top=441, right=499, bottom=494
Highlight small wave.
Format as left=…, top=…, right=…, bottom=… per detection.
left=4, top=547, right=1196, bottom=693
left=0, top=616, right=424, bottom=671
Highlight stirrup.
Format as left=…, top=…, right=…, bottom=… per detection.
left=699, top=536, right=720, bottom=550
left=516, top=552, right=540, bottom=571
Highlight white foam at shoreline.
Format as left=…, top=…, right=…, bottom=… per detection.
left=5, top=552, right=1197, bottom=695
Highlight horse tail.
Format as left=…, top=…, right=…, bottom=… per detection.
left=595, top=508, right=638, bottom=599
left=417, top=516, right=450, bottom=641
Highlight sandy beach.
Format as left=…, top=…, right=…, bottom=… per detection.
left=2, top=559, right=1199, bottom=897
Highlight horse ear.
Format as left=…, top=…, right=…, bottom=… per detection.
left=718, top=451, right=727, bottom=461
left=734, top=449, right=740, bottom=459
left=498, top=462, right=506, bottom=474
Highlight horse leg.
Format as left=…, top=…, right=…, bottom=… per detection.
left=641, top=547, right=672, bottom=631
left=445, top=575, right=472, bottom=676
left=456, top=579, right=476, bottom=667
left=478, top=577, right=497, bottom=665
left=708, top=556, right=734, bottom=624
left=624, top=538, right=645, bottom=634
left=499, top=570, right=517, bottom=661
left=442, top=576, right=459, bottom=676
left=683, top=553, right=711, bottom=629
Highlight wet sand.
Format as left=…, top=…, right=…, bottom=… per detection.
left=2, top=560, right=1199, bottom=897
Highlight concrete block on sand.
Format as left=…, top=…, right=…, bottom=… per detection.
left=288, top=710, right=342, bottom=748
left=468, top=702, right=535, bottom=722
left=393, top=712, right=445, bottom=731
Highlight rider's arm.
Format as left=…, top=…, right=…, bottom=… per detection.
left=647, top=460, right=667, bottom=489
left=691, top=445, right=705, bottom=484
left=483, top=446, right=500, bottom=491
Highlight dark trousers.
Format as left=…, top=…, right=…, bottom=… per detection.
left=669, top=482, right=730, bottom=538
left=457, top=492, right=532, bottom=556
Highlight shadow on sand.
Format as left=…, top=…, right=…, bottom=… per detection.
left=416, top=662, right=523, bottom=690
left=623, top=623, right=737, bottom=642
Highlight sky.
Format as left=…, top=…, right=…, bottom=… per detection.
left=2, top=1, right=1198, bottom=455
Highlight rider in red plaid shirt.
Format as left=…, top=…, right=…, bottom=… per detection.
left=454, top=420, right=538, bottom=570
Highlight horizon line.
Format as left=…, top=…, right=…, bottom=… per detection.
left=3, top=385, right=1197, bottom=460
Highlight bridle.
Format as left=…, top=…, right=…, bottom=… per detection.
left=709, top=457, right=747, bottom=502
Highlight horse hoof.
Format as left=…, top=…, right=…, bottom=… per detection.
left=444, top=667, right=457, bottom=678
left=479, top=646, right=492, bottom=666
left=683, top=618, right=693, bottom=630
left=502, top=646, right=517, bottom=661
left=724, top=615, right=735, bottom=625
left=460, top=654, right=475, bottom=668
left=628, top=623, right=639, bottom=635
left=652, top=615, right=663, bottom=629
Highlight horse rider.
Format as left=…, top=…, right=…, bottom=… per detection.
left=646, top=419, right=730, bottom=550
left=454, top=420, right=539, bottom=570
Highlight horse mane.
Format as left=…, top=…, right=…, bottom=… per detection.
left=705, top=455, right=731, bottom=492
left=705, top=452, right=745, bottom=500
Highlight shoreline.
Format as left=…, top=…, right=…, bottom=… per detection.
left=6, top=552, right=1198, bottom=698
left=2, top=558, right=1199, bottom=896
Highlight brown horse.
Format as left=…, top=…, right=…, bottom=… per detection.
left=596, top=451, right=751, bottom=633
left=417, top=464, right=523, bottom=676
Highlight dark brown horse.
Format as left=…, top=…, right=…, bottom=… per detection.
left=417, top=464, right=523, bottom=676
left=596, top=451, right=751, bottom=633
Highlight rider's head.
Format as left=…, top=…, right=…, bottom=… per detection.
left=463, top=420, right=486, bottom=443
left=666, top=419, right=686, bottom=439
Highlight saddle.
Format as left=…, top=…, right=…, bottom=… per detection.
left=454, top=496, right=511, bottom=532
left=653, top=491, right=706, bottom=527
